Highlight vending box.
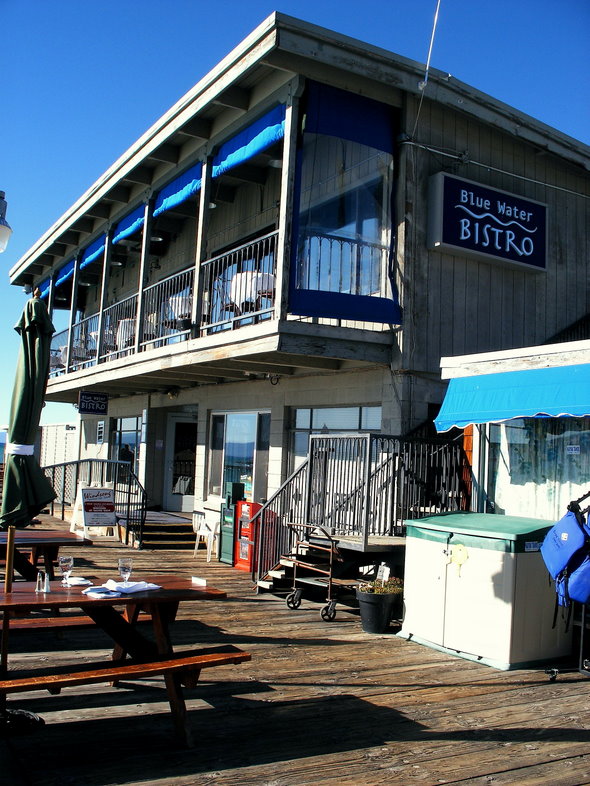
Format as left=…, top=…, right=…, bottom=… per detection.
left=234, top=500, right=262, bottom=572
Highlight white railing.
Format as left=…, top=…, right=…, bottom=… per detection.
left=200, top=231, right=278, bottom=334
left=140, top=267, right=194, bottom=351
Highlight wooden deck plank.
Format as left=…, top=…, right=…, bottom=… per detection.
left=2, top=514, right=588, bottom=786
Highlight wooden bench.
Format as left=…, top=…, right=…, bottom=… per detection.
left=7, top=612, right=152, bottom=631
left=0, top=645, right=251, bottom=745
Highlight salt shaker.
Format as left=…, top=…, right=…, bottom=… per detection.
left=43, top=572, right=51, bottom=593
left=35, top=572, right=44, bottom=593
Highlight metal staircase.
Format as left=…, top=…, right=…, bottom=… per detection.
left=253, top=432, right=470, bottom=590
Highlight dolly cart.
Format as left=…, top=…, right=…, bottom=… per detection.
left=284, top=525, right=359, bottom=621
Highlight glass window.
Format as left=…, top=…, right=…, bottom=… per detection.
left=208, top=411, right=270, bottom=502
left=486, top=417, right=590, bottom=521
left=296, top=134, right=393, bottom=298
left=111, top=416, right=142, bottom=471
left=290, top=405, right=381, bottom=469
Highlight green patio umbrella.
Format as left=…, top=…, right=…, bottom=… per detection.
left=1, top=294, right=57, bottom=537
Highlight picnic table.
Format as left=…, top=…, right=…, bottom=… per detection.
left=0, top=528, right=91, bottom=580
left=0, top=576, right=251, bottom=745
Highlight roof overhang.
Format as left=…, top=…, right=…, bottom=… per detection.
left=10, top=13, right=590, bottom=288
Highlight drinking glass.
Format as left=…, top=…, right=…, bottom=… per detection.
left=118, top=557, right=133, bottom=586
left=58, top=555, right=74, bottom=585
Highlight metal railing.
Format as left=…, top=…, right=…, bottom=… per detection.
left=43, top=459, right=148, bottom=546
left=253, top=433, right=470, bottom=583
left=140, top=267, right=194, bottom=351
left=100, top=294, right=138, bottom=361
left=298, top=232, right=386, bottom=297
left=200, top=230, right=278, bottom=333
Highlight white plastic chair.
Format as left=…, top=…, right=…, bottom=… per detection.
left=193, top=513, right=219, bottom=562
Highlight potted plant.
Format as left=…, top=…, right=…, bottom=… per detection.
left=356, top=576, right=404, bottom=633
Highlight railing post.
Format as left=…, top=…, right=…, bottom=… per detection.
left=60, top=466, right=66, bottom=521
left=361, top=434, right=372, bottom=550
left=192, top=157, right=211, bottom=336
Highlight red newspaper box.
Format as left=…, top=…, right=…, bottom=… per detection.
left=234, top=500, right=262, bottom=572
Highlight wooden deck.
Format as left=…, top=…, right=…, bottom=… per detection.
left=2, top=515, right=590, bottom=785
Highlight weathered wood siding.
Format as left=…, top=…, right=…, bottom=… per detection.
left=401, top=96, right=589, bottom=376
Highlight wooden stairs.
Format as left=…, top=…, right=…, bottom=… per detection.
left=140, top=511, right=195, bottom=550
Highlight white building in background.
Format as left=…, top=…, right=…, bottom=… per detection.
left=39, top=422, right=79, bottom=467
left=7, top=13, right=590, bottom=524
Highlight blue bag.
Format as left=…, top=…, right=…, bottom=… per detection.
left=541, top=510, right=590, bottom=580
left=563, top=553, right=590, bottom=605
left=542, top=501, right=590, bottom=610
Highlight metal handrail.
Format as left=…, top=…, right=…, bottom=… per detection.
left=43, top=459, right=148, bottom=547
left=252, top=433, right=471, bottom=584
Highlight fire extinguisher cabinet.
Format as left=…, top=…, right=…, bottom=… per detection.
left=234, top=501, right=262, bottom=572
left=399, top=512, right=572, bottom=670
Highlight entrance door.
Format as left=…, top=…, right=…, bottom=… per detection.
left=164, top=414, right=198, bottom=512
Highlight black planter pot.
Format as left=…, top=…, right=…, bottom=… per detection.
left=356, top=590, right=403, bottom=633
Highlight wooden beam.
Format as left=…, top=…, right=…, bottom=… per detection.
left=214, top=86, right=250, bottom=111
left=60, top=230, right=81, bottom=245
left=147, top=143, right=179, bottom=164
left=123, top=165, right=154, bottom=185
left=86, top=202, right=111, bottom=219
left=70, top=217, right=95, bottom=233
left=105, top=185, right=131, bottom=204
left=47, top=243, right=68, bottom=257
left=178, top=118, right=212, bottom=139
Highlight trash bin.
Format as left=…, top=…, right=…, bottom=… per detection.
left=398, top=512, right=572, bottom=670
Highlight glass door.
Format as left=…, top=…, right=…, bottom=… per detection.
left=164, top=414, right=198, bottom=512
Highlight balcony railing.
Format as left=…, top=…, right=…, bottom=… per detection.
left=48, top=233, right=279, bottom=379
left=298, top=231, right=386, bottom=297
left=101, top=294, right=138, bottom=361
left=200, top=230, right=277, bottom=334
left=140, top=267, right=194, bottom=351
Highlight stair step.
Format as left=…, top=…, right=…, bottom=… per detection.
left=257, top=579, right=274, bottom=590
left=268, top=569, right=285, bottom=579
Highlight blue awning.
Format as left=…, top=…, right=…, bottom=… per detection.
left=435, top=364, right=590, bottom=432
left=153, top=162, right=202, bottom=217
left=54, top=259, right=75, bottom=289
left=80, top=235, right=106, bottom=269
left=212, top=105, right=285, bottom=178
left=113, top=205, right=145, bottom=245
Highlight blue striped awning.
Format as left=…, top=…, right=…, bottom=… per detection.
left=435, top=364, right=590, bottom=432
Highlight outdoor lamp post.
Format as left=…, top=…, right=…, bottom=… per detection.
left=0, top=191, right=12, bottom=253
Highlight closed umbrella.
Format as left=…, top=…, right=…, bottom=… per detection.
left=1, top=293, right=57, bottom=578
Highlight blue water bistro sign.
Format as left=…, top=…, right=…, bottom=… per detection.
left=428, top=173, right=547, bottom=270
left=78, top=391, right=109, bottom=415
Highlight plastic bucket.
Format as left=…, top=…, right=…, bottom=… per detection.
left=357, top=590, right=401, bottom=633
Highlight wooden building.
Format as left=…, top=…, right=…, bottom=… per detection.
left=8, top=13, right=590, bottom=524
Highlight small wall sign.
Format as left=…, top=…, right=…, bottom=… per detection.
left=78, top=391, right=109, bottom=415
left=428, top=173, right=547, bottom=270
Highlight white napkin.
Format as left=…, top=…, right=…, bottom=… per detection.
left=82, top=587, right=122, bottom=598
left=65, top=577, right=92, bottom=586
left=103, top=580, right=162, bottom=594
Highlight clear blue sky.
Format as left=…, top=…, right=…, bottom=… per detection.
left=2, top=0, right=589, bottom=425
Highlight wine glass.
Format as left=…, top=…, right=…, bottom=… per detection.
left=58, top=555, right=74, bottom=585
left=118, top=557, right=133, bottom=587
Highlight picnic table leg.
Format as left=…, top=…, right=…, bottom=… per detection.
left=150, top=603, right=193, bottom=747
left=10, top=549, right=38, bottom=581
